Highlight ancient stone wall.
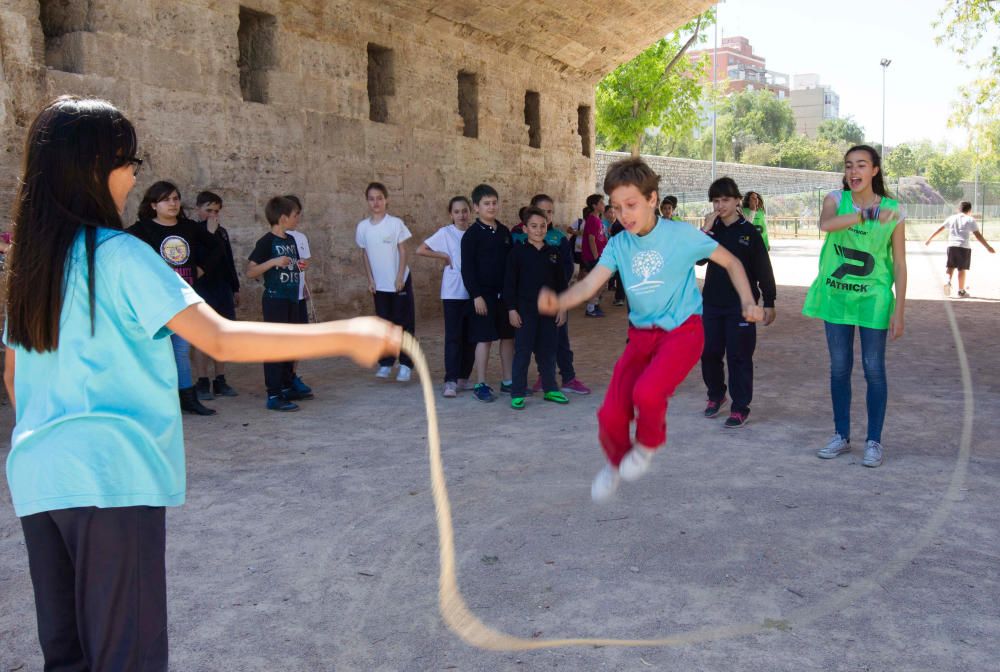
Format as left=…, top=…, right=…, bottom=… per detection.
left=0, top=0, right=711, bottom=319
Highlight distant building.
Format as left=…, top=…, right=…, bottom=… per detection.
left=790, top=74, right=840, bottom=138
left=689, top=36, right=789, bottom=98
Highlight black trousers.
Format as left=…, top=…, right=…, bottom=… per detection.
left=442, top=299, right=474, bottom=382
left=701, top=305, right=757, bottom=413
left=537, top=320, right=575, bottom=384
left=512, top=308, right=558, bottom=397
left=20, top=506, right=168, bottom=672
left=373, top=275, right=415, bottom=368
left=261, top=296, right=298, bottom=396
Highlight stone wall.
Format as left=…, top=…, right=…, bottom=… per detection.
left=595, top=151, right=844, bottom=201
left=0, top=0, right=711, bottom=319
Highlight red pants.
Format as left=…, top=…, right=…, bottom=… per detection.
left=597, top=316, right=704, bottom=466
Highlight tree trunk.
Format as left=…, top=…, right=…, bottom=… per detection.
left=631, top=135, right=642, bottom=157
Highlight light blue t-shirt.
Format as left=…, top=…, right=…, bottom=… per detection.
left=5, top=228, right=202, bottom=517
left=598, top=218, right=718, bottom=331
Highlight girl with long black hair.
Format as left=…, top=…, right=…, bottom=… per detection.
left=3, top=96, right=400, bottom=670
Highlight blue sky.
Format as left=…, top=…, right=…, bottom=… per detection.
left=717, top=0, right=977, bottom=148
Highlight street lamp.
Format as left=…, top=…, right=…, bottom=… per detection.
left=711, top=5, right=720, bottom=181
left=880, top=58, right=891, bottom=156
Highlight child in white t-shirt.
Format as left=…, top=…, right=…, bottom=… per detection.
left=417, top=196, right=475, bottom=397
left=925, top=201, right=995, bottom=297
left=356, top=182, right=415, bottom=381
left=284, top=194, right=313, bottom=396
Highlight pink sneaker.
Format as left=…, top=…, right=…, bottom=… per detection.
left=561, top=378, right=591, bottom=395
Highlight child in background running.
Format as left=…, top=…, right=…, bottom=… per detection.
left=742, top=191, right=770, bottom=251
left=417, top=196, right=475, bottom=397
left=539, top=158, right=762, bottom=501
left=925, top=201, right=994, bottom=297
left=803, top=144, right=907, bottom=468
left=699, top=178, right=777, bottom=428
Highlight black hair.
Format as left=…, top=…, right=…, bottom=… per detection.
left=139, top=181, right=185, bottom=221
left=530, top=193, right=553, bottom=207
left=960, top=201, right=972, bottom=213
left=6, top=96, right=138, bottom=351
left=522, top=206, right=547, bottom=225
left=366, top=182, right=388, bottom=198
left=603, top=158, right=660, bottom=201
left=842, top=145, right=889, bottom=197
left=448, top=195, right=471, bottom=212
left=283, top=194, right=302, bottom=212
left=585, top=193, right=604, bottom=210
left=708, top=177, right=742, bottom=201
left=196, top=191, right=223, bottom=207
left=742, top=191, right=764, bottom=213
left=661, top=195, right=678, bottom=208
left=518, top=206, right=529, bottom=223
left=471, top=183, right=499, bottom=205
left=265, top=196, right=298, bottom=226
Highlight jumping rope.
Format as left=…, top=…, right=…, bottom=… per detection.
left=398, top=246, right=974, bottom=651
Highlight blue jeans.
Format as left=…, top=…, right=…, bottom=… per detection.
left=824, top=322, right=888, bottom=443
left=171, top=334, right=192, bottom=389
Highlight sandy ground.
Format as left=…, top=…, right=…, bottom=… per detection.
left=1, top=240, right=998, bottom=671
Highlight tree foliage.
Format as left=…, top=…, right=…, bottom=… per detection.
left=884, top=144, right=919, bottom=177
left=717, top=89, right=796, bottom=161
left=926, top=153, right=967, bottom=200
left=817, top=116, right=866, bottom=145
left=596, top=12, right=713, bottom=157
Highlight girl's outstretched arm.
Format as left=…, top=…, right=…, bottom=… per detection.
left=168, top=303, right=402, bottom=367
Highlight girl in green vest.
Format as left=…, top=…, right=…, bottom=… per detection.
left=742, top=191, right=770, bottom=250
left=803, top=145, right=907, bottom=468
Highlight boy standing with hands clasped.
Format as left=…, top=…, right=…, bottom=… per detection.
left=504, top=207, right=569, bottom=410
left=247, top=196, right=312, bottom=412
left=356, top=182, right=416, bottom=381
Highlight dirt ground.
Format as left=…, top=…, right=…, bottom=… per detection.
left=1, top=240, right=998, bottom=671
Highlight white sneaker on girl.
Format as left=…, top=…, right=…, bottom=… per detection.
left=619, top=444, right=656, bottom=482
left=591, top=463, right=620, bottom=502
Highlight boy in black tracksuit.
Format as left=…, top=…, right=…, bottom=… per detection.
left=503, top=208, right=569, bottom=409
left=700, top=188, right=776, bottom=428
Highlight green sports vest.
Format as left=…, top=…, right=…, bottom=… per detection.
left=802, top=191, right=899, bottom=329
left=752, top=210, right=770, bottom=250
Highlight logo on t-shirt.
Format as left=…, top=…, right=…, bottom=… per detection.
left=628, top=250, right=665, bottom=295
left=160, top=236, right=190, bottom=266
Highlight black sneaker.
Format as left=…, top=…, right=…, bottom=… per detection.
left=724, top=408, right=750, bottom=428
left=282, top=387, right=314, bottom=401
left=213, top=375, right=238, bottom=397
left=195, top=377, right=214, bottom=401
left=703, top=397, right=726, bottom=418
left=267, top=395, right=299, bottom=412
left=499, top=382, right=514, bottom=394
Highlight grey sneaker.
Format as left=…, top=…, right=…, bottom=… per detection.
left=862, top=440, right=884, bottom=468
left=817, top=434, right=851, bottom=459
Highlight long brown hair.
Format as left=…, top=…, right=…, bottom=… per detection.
left=5, top=96, right=137, bottom=352
left=842, top=144, right=890, bottom=197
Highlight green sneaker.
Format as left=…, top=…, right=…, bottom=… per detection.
left=511, top=396, right=526, bottom=410
left=543, top=390, right=569, bottom=404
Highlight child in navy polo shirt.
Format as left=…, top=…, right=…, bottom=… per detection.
left=504, top=207, right=569, bottom=409
left=461, top=183, right=514, bottom=403
left=247, top=196, right=312, bottom=411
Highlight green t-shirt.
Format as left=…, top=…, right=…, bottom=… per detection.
left=751, top=210, right=770, bottom=250
left=802, top=191, right=899, bottom=329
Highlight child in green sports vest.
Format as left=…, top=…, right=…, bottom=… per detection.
left=742, top=191, right=770, bottom=251
left=803, top=144, right=907, bottom=469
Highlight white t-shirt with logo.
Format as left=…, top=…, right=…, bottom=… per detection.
left=356, top=214, right=412, bottom=292
left=944, top=213, right=979, bottom=249
left=422, top=224, right=469, bottom=300
left=286, top=230, right=311, bottom=300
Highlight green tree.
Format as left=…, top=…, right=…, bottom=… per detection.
left=884, top=144, right=919, bottom=177
left=926, top=153, right=966, bottom=200
left=596, top=13, right=713, bottom=157
left=937, top=0, right=1000, bottom=125
left=717, top=89, right=796, bottom=161
left=817, top=116, right=866, bottom=145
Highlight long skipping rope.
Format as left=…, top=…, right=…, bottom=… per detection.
left=398, top=246, right=974, bottom=650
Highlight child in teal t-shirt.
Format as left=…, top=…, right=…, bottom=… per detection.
left=539, top=158, right=763, bottom=503
left=4, top=96, right=402, bottom=670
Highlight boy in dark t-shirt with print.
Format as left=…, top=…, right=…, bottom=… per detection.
left=247, top=196, right=313, bottom=411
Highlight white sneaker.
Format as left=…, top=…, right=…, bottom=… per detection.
left=376, top=366, right=392, bottom=379
left=443, top=381, right=458, bottom=398
left=396, top=365, right=412, bottom=382
left=591, top=463, right=620, bottom=502
left=619, top=444, right=656, bottom=482
left=944, top=282, right=952, bottom=297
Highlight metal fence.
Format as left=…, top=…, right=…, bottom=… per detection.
left=672, top=186, right=1000, bottom=241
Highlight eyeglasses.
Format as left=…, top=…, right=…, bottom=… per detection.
left=126, top=156, right=143, bottom=177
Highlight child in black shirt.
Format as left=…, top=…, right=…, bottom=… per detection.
left=699, top=178, right=777, bottom=428
left=247, top=196, right=312, bottom=411
left=503, top=207, right=569, bottom=409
